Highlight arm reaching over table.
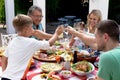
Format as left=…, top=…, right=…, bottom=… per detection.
left=32, top=30, right=53, bottom=40
left=66, top=26, right=97, bottom=49
left=69, top=35, right=76, bottom=47
left=49, top=25, right=64, bottom=46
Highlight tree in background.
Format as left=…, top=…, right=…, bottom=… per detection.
left=0, top=0, right=32, bottom=24
left=0, top=0, right=5, bottom=23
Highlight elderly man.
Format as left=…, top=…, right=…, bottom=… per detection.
left=67, top=20, right=120, bottom=80
left=27, top=5, right=52, bottom=40
left=27, top=5, right=44, bottom=31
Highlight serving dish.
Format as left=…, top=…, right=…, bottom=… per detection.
left=77, top=50, right=98, bottom=63
left=60, top=70, right=71, bottom=78
left=33, top=48, right=73, bottom=62
left=32, top=74, right=47, bottom=80
left=41, top=63, right=63, bottom=72
left=33, top=52, right=56, bottom=62
left=71, top=61, right=95, bottom=76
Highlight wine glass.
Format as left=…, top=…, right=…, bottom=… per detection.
left=64, top=30, right=68, bottom=37
left=63, top=23, right=69, bottom=35
left=63, top=31, right=70, bottom=48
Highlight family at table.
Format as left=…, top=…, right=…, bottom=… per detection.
left=0, top=5, right=120, bottom=80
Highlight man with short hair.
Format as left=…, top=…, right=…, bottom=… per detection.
left=27, top=5, right=44, bottom=31
left=95, top=20, right=120, bottom=80
left=67, top=20, right=120, bottom=80
left=27, top=5, right=52, bottom=40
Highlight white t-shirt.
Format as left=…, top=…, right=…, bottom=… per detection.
left=2, top=36, right=50, bottom=80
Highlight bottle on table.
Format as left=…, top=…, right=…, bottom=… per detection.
left=73, top=51, right=77, bottom=63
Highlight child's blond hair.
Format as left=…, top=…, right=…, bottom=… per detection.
left=13, top=14, right=33, bottom=32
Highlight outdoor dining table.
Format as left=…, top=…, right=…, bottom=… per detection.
left=0, top=53, right=98, bottom=80
left=26, top=59, right=98, bottom=80
left=0, top=43, right=98, bottom=80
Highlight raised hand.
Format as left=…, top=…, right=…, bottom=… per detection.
left=55, top=25, right=64, bottom=35
left=66, top=26, right=77, bottom=36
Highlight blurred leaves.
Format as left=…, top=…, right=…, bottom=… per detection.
left=0, top=0, right=5, bottom=23
left=0, top=0, right=32, bottom=23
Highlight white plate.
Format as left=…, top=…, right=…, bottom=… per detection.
left=41, top=63, right=63, bottom=72
left=32, top=75, right=47, bottom=80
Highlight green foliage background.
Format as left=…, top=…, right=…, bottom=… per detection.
left=0, top=0, right=5, bottom=23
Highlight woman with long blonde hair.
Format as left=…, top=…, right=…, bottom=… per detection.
left=87, top=9, right=102, bottom=33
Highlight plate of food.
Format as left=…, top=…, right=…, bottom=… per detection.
left=77, top=50, right=98, bottom=63
left=47, top=71, right=61, bottom=80
left=33, top=48, right=57, bottom=62
left=59, top=70, right=72, bottom=78
left=41, top=63, right=63, bottom=72
left=47, top=74, right=61, bottom=80
left=33, top=53, right=57, bottom=62
left=33, top=48, right=73, bottom=62
left=32, top=73, right=48, bottom=80
left=32, top=72, right=61, bottom=80
left=71, top=61, right=94, bottom=76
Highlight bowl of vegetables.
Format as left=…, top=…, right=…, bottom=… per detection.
left=71, top=61, right=94, bottom=76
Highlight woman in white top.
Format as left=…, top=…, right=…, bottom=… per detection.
left=69, top=9, right=102, bottom=52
